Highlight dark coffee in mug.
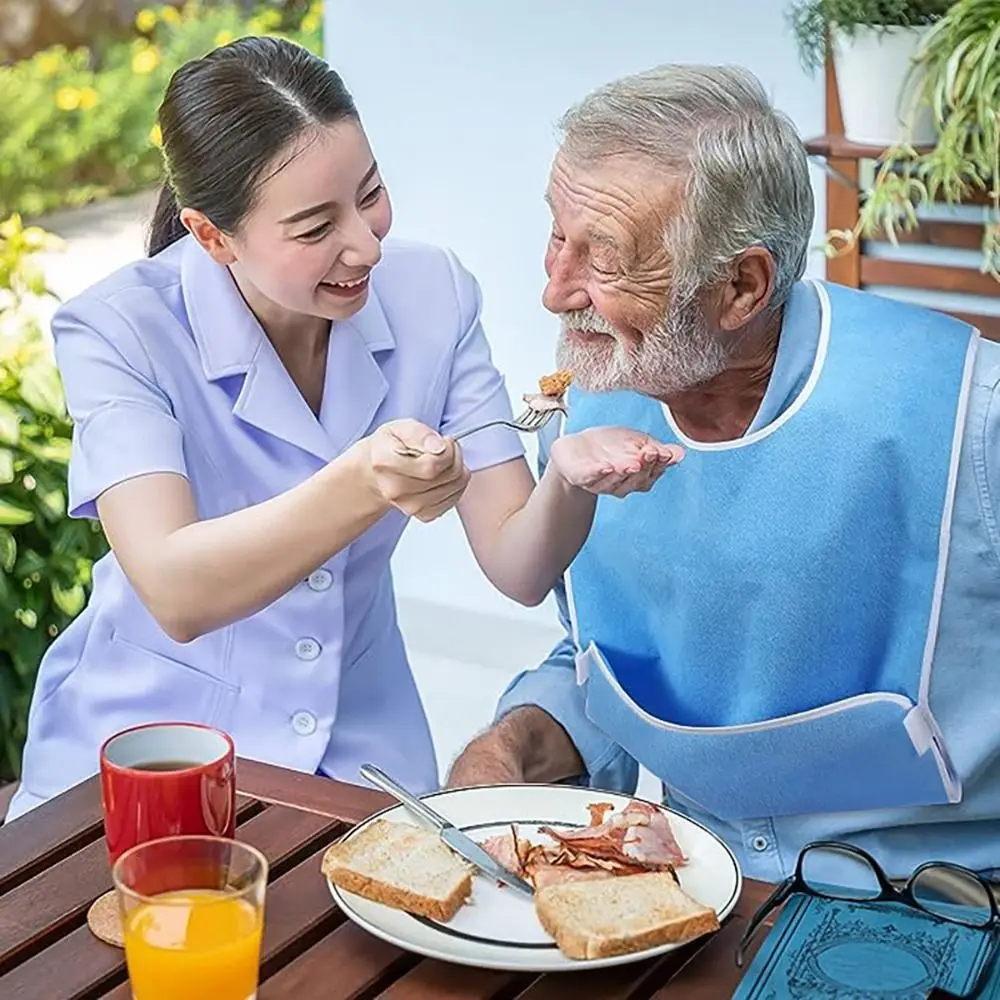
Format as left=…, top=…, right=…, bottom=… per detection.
left=133, top=760, right=202, bottom=772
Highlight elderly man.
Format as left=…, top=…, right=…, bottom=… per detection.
left=448, top=64, right=1000, bottom=886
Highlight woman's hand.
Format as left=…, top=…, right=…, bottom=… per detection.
left=548, top=427, right=683, bottom=498
left=364, top=419, right=471, bottom=522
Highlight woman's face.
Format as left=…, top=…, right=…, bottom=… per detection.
left=193, top=119, right=392, bottom=323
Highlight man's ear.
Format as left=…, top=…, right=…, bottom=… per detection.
left=717, top=247, right=776, bottom=331
left=180, top=208, right=237, bottom=265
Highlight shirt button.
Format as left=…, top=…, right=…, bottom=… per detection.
left=291, top=711, right=317, bottom=736
left=751, top=836, right=769, bottom=852
left=307, top=569, right=333, bottom=592
left=295, top=638, right=321, bottom=661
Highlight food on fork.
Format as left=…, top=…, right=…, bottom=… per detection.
left=524, top=370, right=573, bottom=413
left=539, top=370, right=573, bottom=398
left=481, top=799, right=686, bottom=891
left=321, top=818, right=472, bottom=921
left=535, top=871, right=720, bottom=960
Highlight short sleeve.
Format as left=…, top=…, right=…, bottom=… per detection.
left=438, top=251, right=525, bottom=473
left=52, top=295, right=188, bottom=519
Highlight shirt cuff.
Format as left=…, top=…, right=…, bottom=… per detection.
left=495, top=664, right=639, bottom=794
left=68, top=401, right=187, bottom=518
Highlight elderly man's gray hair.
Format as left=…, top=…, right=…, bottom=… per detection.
left=558, top=65, right=814, bottom=310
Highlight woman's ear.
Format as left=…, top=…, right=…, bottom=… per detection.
left=179, top=208, right=237, bottom=265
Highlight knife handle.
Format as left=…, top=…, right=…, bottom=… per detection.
left=359, top=763, right=449, bottom=833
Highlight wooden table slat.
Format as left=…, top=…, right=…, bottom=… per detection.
left=235, top=759, right=392, bottom=824
left=0, top=802, right=340, bottom=1000
left=258, top=921, right=419, bottom=1000
left=0, top=779, right=105, bottom=895
left=377, top=960, right=535, bottom=1000
left=648, top=917, right=754, bottom=999
left=511, top=955, right=673, bottom=1000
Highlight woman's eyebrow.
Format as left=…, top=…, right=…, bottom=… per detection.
left=280, top=162, right=380, bottom=225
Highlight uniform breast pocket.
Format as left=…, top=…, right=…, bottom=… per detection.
left=103, top=625, right=240, bottom=731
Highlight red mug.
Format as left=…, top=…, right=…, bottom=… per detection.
left=99, top=721, right=237, bottom=866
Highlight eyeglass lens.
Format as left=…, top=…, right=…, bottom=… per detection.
left=801, top=845, right=882, bottom=900
left=911, top=867, right=993, bottom=929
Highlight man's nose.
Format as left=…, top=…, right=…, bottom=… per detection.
left=542, top=252, right=591, bottom=314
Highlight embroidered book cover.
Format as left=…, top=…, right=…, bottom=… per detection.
left=733, top=893, right=998, bottom=999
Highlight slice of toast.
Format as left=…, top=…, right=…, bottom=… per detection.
left=535, top=871, right=720, bottom=960
left=322, top=818, right=473, bottom=922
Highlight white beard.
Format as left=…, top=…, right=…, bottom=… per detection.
left=555, top=290, right=727, bottom=398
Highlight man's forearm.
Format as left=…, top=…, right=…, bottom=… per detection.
left=495, top=706, right=585, bottom=783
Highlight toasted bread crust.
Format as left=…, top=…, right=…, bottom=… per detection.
left=535, top=872, right=721, bottom=960
left=326, top=865, right=472, bottom=922
left=536, top=900, right=719, bottom=959
left=321, top=822, right=473, bottom=923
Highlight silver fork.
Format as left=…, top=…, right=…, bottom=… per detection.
left=395, top=405, right=557, bottom=458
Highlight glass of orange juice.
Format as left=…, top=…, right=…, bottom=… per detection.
left=112, top=835, right=268, bottom=1000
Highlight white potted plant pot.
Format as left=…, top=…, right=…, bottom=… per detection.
left=832, top=25, right=936, bottom=146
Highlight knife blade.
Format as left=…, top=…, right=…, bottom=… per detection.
left=359, top=763, right=535, bottom=898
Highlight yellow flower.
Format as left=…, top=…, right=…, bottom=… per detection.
left=214, top=29, right=234, bottom=47
left=78, top=86, right=99, bottom=110
left=132, top=47, right=161, bottom=75
left=160, top=5, right=181, bottom=25
left=149, top=123, right=162, bottom=147
left=135, top=8, right=157, bottom=32
left=301, top=11, right=321, bottom=34
left=55, top=86, right=81, bottom=111
left=37, top=51, right=61, bottom=77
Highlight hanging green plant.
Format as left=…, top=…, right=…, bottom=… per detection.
left=834, top=0, right=1000, bottom=280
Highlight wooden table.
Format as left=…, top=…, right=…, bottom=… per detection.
left=0, top=760, right=773, bottom=999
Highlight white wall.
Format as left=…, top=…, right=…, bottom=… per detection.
left=326, top=0, right=826, bottom=627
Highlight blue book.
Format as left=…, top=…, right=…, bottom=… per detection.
left=733, top=892, right=998, bottom=999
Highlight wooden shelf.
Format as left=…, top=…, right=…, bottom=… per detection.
left=814, top=56, right=999, bottom=340
left=804, top=133, right=933, bottom=159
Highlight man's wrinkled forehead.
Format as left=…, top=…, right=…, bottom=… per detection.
left=546, top=150, right=685, bottom=248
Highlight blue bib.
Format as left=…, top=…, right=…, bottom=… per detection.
left=565, top=281, right=978, bottom=820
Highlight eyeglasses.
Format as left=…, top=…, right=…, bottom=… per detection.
left=736, top=841, right=1000, bottom=999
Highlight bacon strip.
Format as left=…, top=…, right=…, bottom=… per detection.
left=477, top=801, right=685, bottom=891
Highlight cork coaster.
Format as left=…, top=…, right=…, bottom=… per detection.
left=87, top=889, right=124, bottom=948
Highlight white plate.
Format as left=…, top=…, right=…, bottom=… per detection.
left=326, top=783, right=742, bottom=972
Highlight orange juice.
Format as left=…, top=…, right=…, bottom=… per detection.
left=123, top=889, right=262, bottom=1000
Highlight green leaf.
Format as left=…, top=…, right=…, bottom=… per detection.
left=17, top=364, right=65, bottom=419
left=25, top=436, right=71, bottom=464
left=0, top=529, right=15, bottom=573
left=38, top=487, right=66, bottom=520
left=0, top=500, right=33, bottom=526
left=0, top=448, right=14, bottom=485
left=52, top=580, right=85, bottom=617
left=0, top=399, right=19, bottom=445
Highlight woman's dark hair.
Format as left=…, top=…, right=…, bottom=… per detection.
left=147, top=36, right=358, bottom=257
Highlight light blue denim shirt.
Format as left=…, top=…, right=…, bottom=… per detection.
left=496, top=285, right=1000, bottom=884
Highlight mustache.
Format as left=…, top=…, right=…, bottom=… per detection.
left=559, top=308, right=617, bottom=336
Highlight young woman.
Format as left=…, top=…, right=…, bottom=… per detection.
left=6, top=37, right=680, bottom=820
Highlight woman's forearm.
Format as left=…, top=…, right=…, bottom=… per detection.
left=471, top=462, right=596, bottom=607
left=117, top=443, right=389, bottom=642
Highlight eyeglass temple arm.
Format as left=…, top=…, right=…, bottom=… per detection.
left=736, top=879, right=794, bottom=968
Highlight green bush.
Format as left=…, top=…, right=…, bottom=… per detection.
left=0, top=214, right=109, bottom=780
left=0, top=1, right=324, bottom=219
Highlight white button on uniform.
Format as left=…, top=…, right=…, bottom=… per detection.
left=307, top=569, right=333, bottom=592
left=751, top=836, right=769, bottom=852
left=291, top=711, right=317, bottom=736
left=295, top=638, right=321, bottom=661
